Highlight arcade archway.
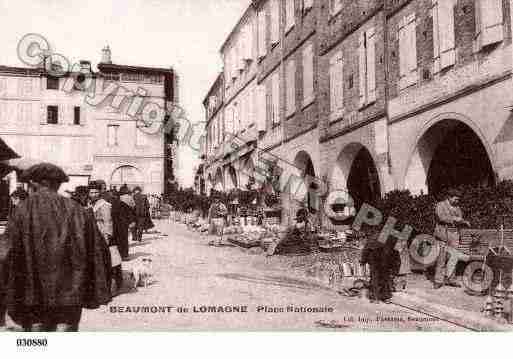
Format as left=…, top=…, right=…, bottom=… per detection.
left=292, top=151, right=318, bottom=212
left=405, top=119, right=495, bottom=196
left=111, top=165, right=143, bottom=190
left=331, top=143, right=381, bottom=209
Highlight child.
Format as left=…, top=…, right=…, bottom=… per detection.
left=361, top=237, right=400, bottom=304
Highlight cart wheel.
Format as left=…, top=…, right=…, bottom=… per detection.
left=462, top=261, right=494, bottom=294
left=353, top=279, right=366, bottom=290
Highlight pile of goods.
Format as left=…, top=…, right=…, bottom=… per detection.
left=304, top=252, right=371, bottom=293
left=316, top=229, right=359, bottom=252
left=224, top=223, right=269, bottom=248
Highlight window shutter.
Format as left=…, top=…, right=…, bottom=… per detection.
left=40, top=103, right=47, bottom=124
left=286, top=60, right=296, bottom=116
left=478, top=0, right=504, bottom=48
left=256, top=85, right=267, bottom=132
left=303, top=0, right=313, bottom=11
left=398, top=18, right=408, bottom=82
left=432, top=0, right=441, bottom=73
left=249, top=88, right=255, bottom=126
left=258, top=9, right=267, bottom=58
left=329, top=52, right=343, bottom=114
left=438, top=0, right=456, bottom=70
left=286, top=0, right=295, bottom=31
left=270, top=0, right=280, bottom=45
left=245, top=22, right=253, bottom=61
left=406, top=15, right=418, bottom=85
left=358, top=32, right=367, bottom=107
left=272, top=71, right=280, bottom=124
left=237, top=38, right=245, bottom=71
left=366, top=27, right=376, bottom=103
left=303, top=43, right=314, bottom=105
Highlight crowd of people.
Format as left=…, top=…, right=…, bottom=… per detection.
left=0, top=163, right=154, bottom=332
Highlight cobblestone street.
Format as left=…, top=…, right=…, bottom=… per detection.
left=77, top=220, right=471, bottom=331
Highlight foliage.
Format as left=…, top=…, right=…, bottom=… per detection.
left=360, top=181, right=513, bottom=238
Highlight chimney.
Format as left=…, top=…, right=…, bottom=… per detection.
left=101, top=45, right=112, bottom=64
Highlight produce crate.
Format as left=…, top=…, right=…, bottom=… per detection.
left=459, top=229, right=513, bottom=258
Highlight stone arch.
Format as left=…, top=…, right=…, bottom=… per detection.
left=286, top=150, right=318, bottom=212
left=224, top=164, right=238, bottom=191
left=110, top=165, right=143, bottom=190
left=329, top=142, right=381, bottom=208
left=238, top=156, right=255, bottom=190
left=404, top=113, right=496, bottom=195
left=214, top=167, right=224, bottom=191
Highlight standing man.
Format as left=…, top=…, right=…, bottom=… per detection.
left=433, top=188, right=470, bottom=289
left=208, top=193, right=227, bottom=246
left=133, top=187, right=154, bottom=242
left=89, top=181, right=123, bottom=295
left=117, top=186, right=136, bottom=257
left=6, top=163, right=87, bottom=331
left=1, top=189, right=29, bottom=331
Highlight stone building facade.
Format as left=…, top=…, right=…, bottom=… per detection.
left=0, top=47, right=179, bottom=198
left=201, top=0, right=513, bottom=221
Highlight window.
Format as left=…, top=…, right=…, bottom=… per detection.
left=330, top=0, right=343, bottom=16
left=258, top=9, right=267, bottom=58
left=271, top=71, right=280, bottom=125
left=359, top=27, right=377, bottom=108
left=270, top=0, right=280, bottom=46
left=432, top=0, right=456, bottom=73
left=256, top=85, right=267, bottom=132
left=330, top=51, right=344, bottom=119
left=302, top=0, right=313, bottom=14
left=286, top=0, right=295, bottom=32
left=107, top=125, right=119, bottom=146
left=242, top=22, right=253, bottom=62
left=475, top=0, right=504, bottom=50
left=302, top=43, right=315, bottom=107
left=135, top=124, right=147, bottom=146
left=47, top=76, right=59, bottom=90
left=47, top=105, right=58, bottom=124
left=398, top=14, right=418, bottom=90
left=73, top=106, right=81, bottom=125
left=286, top=60, right=296, bottom=117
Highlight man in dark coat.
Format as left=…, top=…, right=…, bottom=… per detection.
left=1, top=188, right=29, bottom=330
left=117, top=186, right=136, bottom=259
left=132, top=186, right=154, bottom=242
left=71, top=186, right=111, bottom=309
left=6, top=163, right=88, bottom=331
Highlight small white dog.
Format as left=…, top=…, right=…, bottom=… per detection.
left=130, top=257, right=154, bottom=289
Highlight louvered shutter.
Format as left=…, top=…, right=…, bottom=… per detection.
left=406, top=14, right=418, bottom=85
left=286, top=60, right=296, bottom=116
left=270, top=0, right=280, bottom=45
left=438, top=0, right=456, bottom=70
left=329, top=52, right=343, bottom=114
left=272, top=71, right=280, bottom=125
left=358, top=32, right=367, bottom=107
left=258, top=9, right=267, bottom=58
left=256, top=85, right=267, bottom=132
left=478, top=0, right=504, bottom=48
left=286, top=0, right=295, bottom=31
left=303, top=43, right=314, bottom=105
left=366, top=27, right=376, bottom=103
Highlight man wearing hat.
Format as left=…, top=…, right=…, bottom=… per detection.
left=433, top=188, right=471, bottom=289
left=5, top=163, right=87, bottom=331
left=207, top=192, right=227, bottom=246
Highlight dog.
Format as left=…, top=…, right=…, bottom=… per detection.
left=130, top=257, right=154, bottom=289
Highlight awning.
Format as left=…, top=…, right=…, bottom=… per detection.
left=0, top=137, right=19, bottom=161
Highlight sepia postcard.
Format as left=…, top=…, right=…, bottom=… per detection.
left=1, top=0, right=513, bottom=337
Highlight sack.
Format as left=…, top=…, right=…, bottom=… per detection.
left=109, top=245, right=122, bottom=267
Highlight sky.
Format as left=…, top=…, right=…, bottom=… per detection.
left=0, top=0, right=251, bottom=187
